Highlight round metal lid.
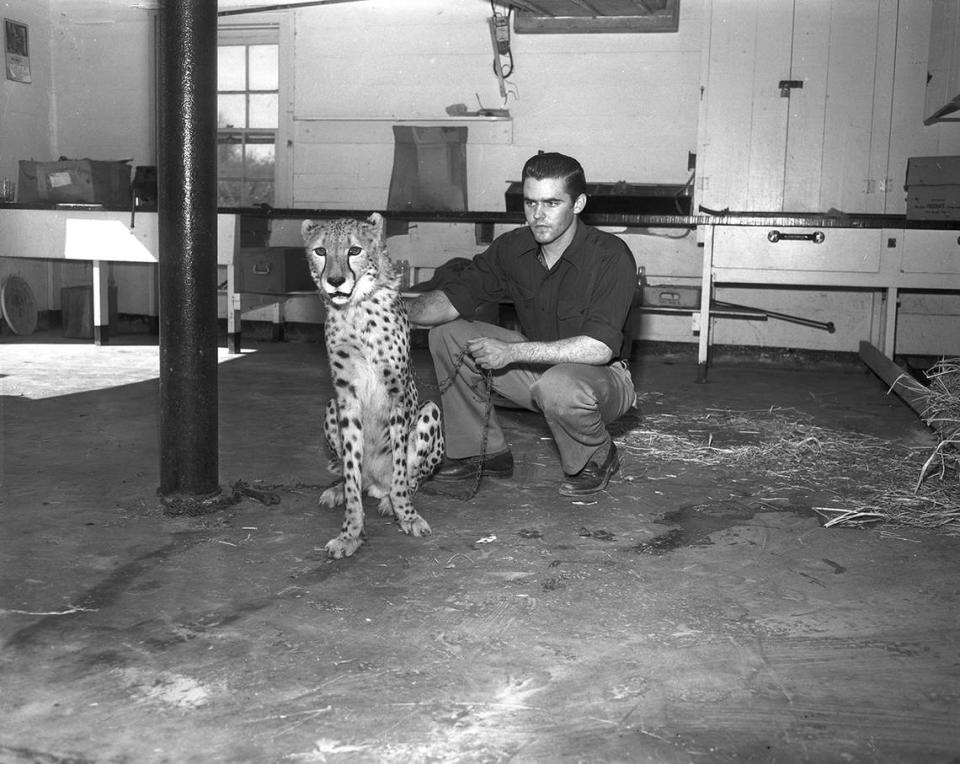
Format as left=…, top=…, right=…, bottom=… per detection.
left=1, top=275, right=38, bottom=335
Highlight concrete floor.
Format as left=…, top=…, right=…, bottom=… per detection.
left=2, top=331, right=959, bottom=763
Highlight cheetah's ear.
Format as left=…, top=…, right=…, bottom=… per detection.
left=301, top=219, right=321, bottom=243
left=366, top=212, right=385, bottom=241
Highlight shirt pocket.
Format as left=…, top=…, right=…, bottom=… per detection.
left=508, top=286, right=536, bottom=315
left=557, top=298, right=586, bottom=333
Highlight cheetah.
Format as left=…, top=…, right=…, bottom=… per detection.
left=301, top=213, right=444, bottom=558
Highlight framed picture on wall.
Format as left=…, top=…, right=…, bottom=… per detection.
left=4, top=18, right=31, bottom=84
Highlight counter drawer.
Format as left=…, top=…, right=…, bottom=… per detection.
left=901, top=229, right=960, bottom=275
left=712, top=226, right=882, bottom=273
left=235, top=247, right=315, bottom=294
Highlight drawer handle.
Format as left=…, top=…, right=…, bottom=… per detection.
left=252, top=263, right=272, bottom=275
left=767, top=229, right=825, bottom=244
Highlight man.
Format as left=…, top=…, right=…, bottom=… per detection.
left=407, top=152, right=638, bottom=497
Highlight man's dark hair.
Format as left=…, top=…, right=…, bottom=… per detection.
left=522, top=152, right=587, bottom=199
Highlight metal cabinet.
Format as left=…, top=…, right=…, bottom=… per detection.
left=900, top=229, right=960, bottom=276
left=711, top=226, right=883, bottom=277
left=694, top=219, right=960, bottom=378
left=234, top=247, right=315, bottom=295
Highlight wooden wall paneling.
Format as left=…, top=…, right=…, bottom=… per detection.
left=744, top=0, right=795, bottom=211
left=697, top=0, right=755, bottom=210
left=868, top=0, right=899, bottom=215
left=782, top=1, right=829, bottom=212
left=818, top=1, right=883, bottom=214
left=888, top=2, right=937, bottom=214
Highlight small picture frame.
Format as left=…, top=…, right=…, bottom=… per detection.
left=4, top=18, right=31, bottom=84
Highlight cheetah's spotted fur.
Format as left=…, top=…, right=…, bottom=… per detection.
left=302, top=213, right=444, bottom=558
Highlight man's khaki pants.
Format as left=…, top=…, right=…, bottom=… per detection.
left=428, top=319, right=637, bottom=475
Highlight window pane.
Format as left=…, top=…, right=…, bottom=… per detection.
left=218, top=94, right=246, bottom=128
left=248, top=44, right=278, bottom=90
left=248, top=93, right=278, bottom=129
left=218, top=180, right=244, bottom=207
left=247, top=179, right=274, bottom=206
left=217, top=46, right=246, bottom=90
left=246, top=142, right=275, bottom=179
left=217, top=138, right=244, bottom=178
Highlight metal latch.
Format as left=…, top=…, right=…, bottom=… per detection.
left=779, top=79, right=803, bottom=97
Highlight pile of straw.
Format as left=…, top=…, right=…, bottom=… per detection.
left=895, top=358, right=960, bottom=490
left=617, top=402, right=960, bottom=535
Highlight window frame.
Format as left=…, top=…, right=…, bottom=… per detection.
left=217, top=15, right=292, bottom=208
left=512, top=0, right=680, bottom=34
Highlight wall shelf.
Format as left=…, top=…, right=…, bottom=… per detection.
left=293, top=117, right=513, bottom=146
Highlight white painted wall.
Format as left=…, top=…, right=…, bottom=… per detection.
left=0, top=0, right=53, bottom=180
left=48, top=0, right=155, bottom=166
left=1, top=0, right=55, bottom=309
left=288, top=0, right=702, bottom=210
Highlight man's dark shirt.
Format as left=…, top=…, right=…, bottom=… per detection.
left=441, top=221, right=638, bottom=356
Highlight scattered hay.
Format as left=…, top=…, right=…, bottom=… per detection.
left=616, top=405, right=959, bottom=535
left=894, top=358, right=960, bottom=490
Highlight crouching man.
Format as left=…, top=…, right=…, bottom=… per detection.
left=407, top=152, right=638, bottom=497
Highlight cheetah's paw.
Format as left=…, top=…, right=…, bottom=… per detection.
left=399, top=515, right=431, bottom=537
left=377, top=496, right=396, bottom=518
left=318, top=485, right=344, bottom=508
left=324, top=535, right=363, bottom=559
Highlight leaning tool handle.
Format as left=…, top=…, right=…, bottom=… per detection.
left=711, top=300, right=835, bottom=334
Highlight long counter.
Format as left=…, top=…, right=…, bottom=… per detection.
left=2, top=205, right=959, bottom=380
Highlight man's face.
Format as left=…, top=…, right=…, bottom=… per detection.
left=523, top=177, right=585, bottom=245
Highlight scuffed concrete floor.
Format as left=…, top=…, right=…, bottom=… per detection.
left=2, top=332, right=959, bottom=763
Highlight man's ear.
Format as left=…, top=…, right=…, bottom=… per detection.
left=573, top=193, right=587, bottom=214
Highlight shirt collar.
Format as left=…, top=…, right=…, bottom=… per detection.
left=517, top=219, right=589, bottom=271
left=561, top=219, right=590, bottom=271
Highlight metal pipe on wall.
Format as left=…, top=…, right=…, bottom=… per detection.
left=157, top=0, right=220, bottom=499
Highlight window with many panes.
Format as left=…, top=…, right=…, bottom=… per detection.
left=217, top=25, right=279, bottom=207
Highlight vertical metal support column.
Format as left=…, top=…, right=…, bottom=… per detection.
left=92, top=259, right=110, bottom=345
left=696, top=224, right=715, bottom=383
left=157, top=0, right=220, bottom=499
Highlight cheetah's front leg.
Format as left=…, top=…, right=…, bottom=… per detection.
left=380, top=400, right=444, bottom=537
left=321, top=397, right=366, bottom=559
left=383, top=407, right=433, bottom=538
left=318, top=398, right=345, bottom=508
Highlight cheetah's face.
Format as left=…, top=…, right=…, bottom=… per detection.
left=301, top=213, right=394, bottom=307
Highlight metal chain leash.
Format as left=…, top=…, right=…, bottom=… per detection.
left=423, top=346, right=496, bottom=502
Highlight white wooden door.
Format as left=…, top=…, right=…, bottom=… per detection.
left=697, top=0, right=896, bottom=214
left=696, top=0, right=793, bottom=212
